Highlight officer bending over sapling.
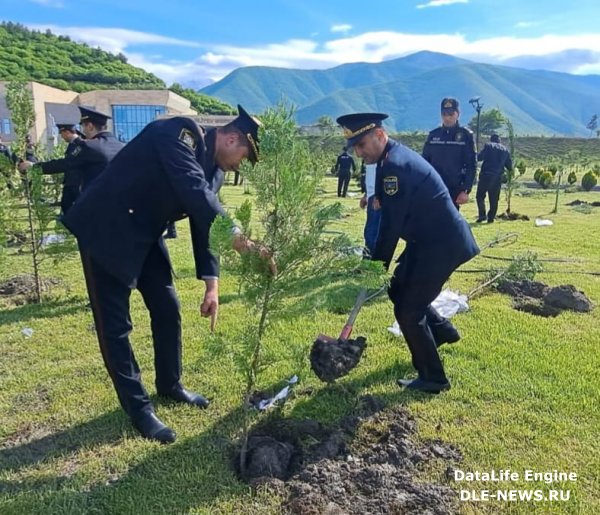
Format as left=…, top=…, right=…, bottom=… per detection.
left=63, top=106, right=275, bottom=443
left=337, top=112, right=479, bottom=393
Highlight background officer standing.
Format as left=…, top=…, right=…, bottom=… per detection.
left=358, top=160, right=380, bottom=257
left=476, top=133, right=513, bottom=223
left=0, top=136, right=14, bottom=190
left=337, top=112, right=479, bottom=394
left=63, top=106, right=273, bottom=443
left=422, top=98, right=477, bottom=209
left=18, top=107, right=124, bottom=209
left=0, top=135, right=11, bottom=161
left=334, top=146, right=356, bottom=197
left=26, top=122, right=83, bottom=214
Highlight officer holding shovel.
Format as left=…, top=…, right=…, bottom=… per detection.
left=337, top=112, right=479, bottom=393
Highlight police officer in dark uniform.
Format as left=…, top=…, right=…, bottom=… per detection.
left=18, top=107, right=124, bottom=209
left=334, top=147, right=356, bottom=197
left=0, top=136, right=11, bottom=161
left=337, top=112, right=479, bottom=393
left=24, top=135, right=38, bottom=163
left=476, top=133, right=513, bottom=223
left=0, top=136, right=13, bottom=190
left=422, top=98, right=477, bottom=210
left=24, top=123, right=83, bottom=214
left=62, top=105, right=273, bottom=443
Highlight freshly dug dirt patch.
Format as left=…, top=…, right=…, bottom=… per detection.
left=0, top=274, right=61, bottom=304
left=497, top=279, right=594, bottom=317
left=238, top=395, right=461, bottom=514
left=565, top=199, right=600, bottom=207
left=497, top=212, right=530, bottom=221
left=310, top=336, right=367, bottom=383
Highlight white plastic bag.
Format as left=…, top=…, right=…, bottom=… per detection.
left=387, top=289, right=469, bottom=337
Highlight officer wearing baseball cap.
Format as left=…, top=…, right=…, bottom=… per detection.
left=422, top=97, right=476, bottom=210
left=337, top=111, right=479, bottom=394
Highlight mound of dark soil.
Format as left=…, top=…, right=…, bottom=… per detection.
left=238, top=396, right=460, bottom=514
left=497, top=279, right=594, bottom=317
left=496, top=279, right=548, bottom=299
left=565, top=199, right=600, bottom=207
left=498, top=212, right=530, bottom=221
left=310, top=336, right=367, bottom=383
left=0, top=274, right=61, bottom=301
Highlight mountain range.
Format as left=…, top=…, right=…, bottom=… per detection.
left=200, top=51, right=600, bottom=136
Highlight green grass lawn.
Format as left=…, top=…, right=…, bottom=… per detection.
left=1, top=176, right=599, bottom=514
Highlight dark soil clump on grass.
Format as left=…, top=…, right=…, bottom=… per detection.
left=565, top=199, right=600, bottom=207
left=497, top=212, right=530, bottom=221
left=310, top=336, right=367, bottom=383
left=497, top=279, right=594, bottom=317
left=238, top=395, right=461, bottom=514
left=0, top=274, right=61, bottom=306
left=0, top=274, right=61, bottom=304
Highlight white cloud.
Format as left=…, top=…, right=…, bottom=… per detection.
left=29, top=0, right=64, bottom=7
left=416, top=0, right=468, bottom=9
left=514, top=21, right=539, bottom=29
left=25, top=23, right=600, bottom=87
left=331, top=24, right=352, bottom=34
left=28, top=24, right=200, bottom=55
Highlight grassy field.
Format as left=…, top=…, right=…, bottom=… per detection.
left=1, top=174, right=599, bottom=514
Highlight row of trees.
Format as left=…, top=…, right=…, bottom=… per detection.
left=0, top=23, right=165, bottom=91
left=0, top=22, right=236, bottom=115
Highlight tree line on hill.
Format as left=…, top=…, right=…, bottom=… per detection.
left=0, top=22, right=233, bottom=115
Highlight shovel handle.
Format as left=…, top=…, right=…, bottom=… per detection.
left=339, top=288, right=368, bottom=340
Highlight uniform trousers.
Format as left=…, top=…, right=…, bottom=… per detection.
left=448, top=187, right=463, bottom=211
left=337, top=171, right=351, bottom=197
left=81, top=242, right=182, bottom=418
left=363, top=196, right=381, bottom=257
left=388, top=243, right=454, bottom=383
left=60, top=185, right=79, bottom=214
left=476, top=173, right=502, bottom=221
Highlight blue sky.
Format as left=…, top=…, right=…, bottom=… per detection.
left=3, top=0, right=600, bottom=88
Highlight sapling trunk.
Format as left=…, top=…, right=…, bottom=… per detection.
left=23, top=176, right=42, bottom=303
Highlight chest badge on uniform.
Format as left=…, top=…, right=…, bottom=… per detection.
left=70, top=146, right=82, bottom=156
left=455, top=131, right=463, bottom=141
left=383, top=176, right=398, bottom=195
left=178, top=128, right=197, bottom=150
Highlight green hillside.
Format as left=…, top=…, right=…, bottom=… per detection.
left=201, top=51, right=600, bottom=136
left=0, top=22, right=164, bottom=91
left=0, top=22, right=234, bottom=114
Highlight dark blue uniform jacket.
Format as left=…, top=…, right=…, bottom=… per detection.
left=373, top=139, right=479, bottom=277
left=63, top=117, right=225, bottom=288
left=41, top=132, right=124, bottom=191
left=41, top=139, right=85, bottom=185
left=477, top=142, right=513, bottom=176
left=422, top=124, right=477, bottom=193
left=335, top=153, right=356, bottom=174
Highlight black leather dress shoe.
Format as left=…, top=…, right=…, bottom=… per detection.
left=431, top=324, right=461, bottom=348
left=397, top=377, right=451, bottom=394
left=159, top=387, right=210, bottom=409
left=476, top=217, right=486, bottom=223
left=132, top=412, right=176, bottom=443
